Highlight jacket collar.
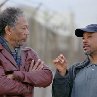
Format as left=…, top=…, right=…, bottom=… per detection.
left=75, top=57, right=90, bottom=69
left=0, top=44, right=19, bottom=68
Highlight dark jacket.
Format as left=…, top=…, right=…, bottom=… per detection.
left=52, top=58, right=90, bottom=97
left=0, top=44, right=52, bottom=97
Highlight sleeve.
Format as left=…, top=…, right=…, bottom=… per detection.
left=52, top=69, right=72, bottom=97
left=13, top=48, right=53, bottom=87
left=13, top=66, right=52, bottom=87
left=0, top=65, right=32, bottom=96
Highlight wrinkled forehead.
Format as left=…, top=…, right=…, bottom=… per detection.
left=15, top=16, right=29, bottom=26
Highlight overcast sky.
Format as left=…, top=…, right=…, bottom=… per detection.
left=2, top=0, right=97, bottom=27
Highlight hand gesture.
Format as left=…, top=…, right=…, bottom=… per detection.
left=53, top=54, right=68, bottom=76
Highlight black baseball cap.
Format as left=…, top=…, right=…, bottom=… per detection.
left=75, top=24, right=97, bottom=37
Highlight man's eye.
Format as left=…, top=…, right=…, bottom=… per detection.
left=22, top=28, right=26, bottom=29
left=88, top=36, right=92, bottom=37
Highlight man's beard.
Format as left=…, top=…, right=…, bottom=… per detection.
left=84, top=51, right=92, bottom=56
left=84, top=50, right=97, bottom=56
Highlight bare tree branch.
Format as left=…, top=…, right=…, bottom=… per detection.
left=0, top=0, right=9, bottom=8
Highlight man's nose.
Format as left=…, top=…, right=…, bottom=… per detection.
left=25, top=29, right=29, bottom=35
left=83, top=38, right=88, bottom=43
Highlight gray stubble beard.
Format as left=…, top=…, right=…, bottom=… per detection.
left=84, top=51, right=91, bottom=56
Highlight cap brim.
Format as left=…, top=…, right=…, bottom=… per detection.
left=75, top=29, right=85, bottom=37
left=75, top=28, right=94, bottom=37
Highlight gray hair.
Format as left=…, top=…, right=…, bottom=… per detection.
left=0, top=7, right=24, bottom=36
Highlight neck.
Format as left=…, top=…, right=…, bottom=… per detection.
left=89, top=54, right=97, bottom=64
left=4, top=35, right=16, bottom=49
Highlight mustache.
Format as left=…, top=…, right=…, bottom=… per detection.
left=83, top=44, right=90, bottom=48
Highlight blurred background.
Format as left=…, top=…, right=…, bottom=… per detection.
left=0, top=0, right=97, bottom=97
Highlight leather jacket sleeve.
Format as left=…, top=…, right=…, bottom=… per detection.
left=0, top=65, right=32, bottom=96
left=13, top=66, right=52, bottom=87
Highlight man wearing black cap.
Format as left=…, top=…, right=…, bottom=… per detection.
left=52, top=24, right=97, bottom=97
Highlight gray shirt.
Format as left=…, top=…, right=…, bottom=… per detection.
left=71, top=63, right=97, bottom=97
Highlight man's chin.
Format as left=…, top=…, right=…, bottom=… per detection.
left=16, top=42, right=26, bottom=47
left=20, top=42, right=26, bottom=46
left=84, top=51, right=91, bottom=55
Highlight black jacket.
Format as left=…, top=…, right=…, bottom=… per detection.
left=52, top=58, right=90, bottom=97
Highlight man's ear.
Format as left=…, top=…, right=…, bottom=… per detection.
left=5, top=26, right=11, bottom=35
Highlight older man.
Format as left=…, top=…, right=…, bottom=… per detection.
left=0, top=7, right=52, bottom=97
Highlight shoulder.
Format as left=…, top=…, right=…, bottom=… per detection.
left=71, top=58, right=90, bottom=70
left=22, top=47, right=35, bottom=51
left=22, top=47, right=37, bottom=54
left=68, top=59, right=89, bottom=78
left=22, top=47, right=39, bottom=60
left=68, top=61, right=84, bottom=74
left=69, top=62, right=80, bottom=71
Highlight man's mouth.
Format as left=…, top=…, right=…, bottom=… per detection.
left=83, top=45, right=90, bottom=51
